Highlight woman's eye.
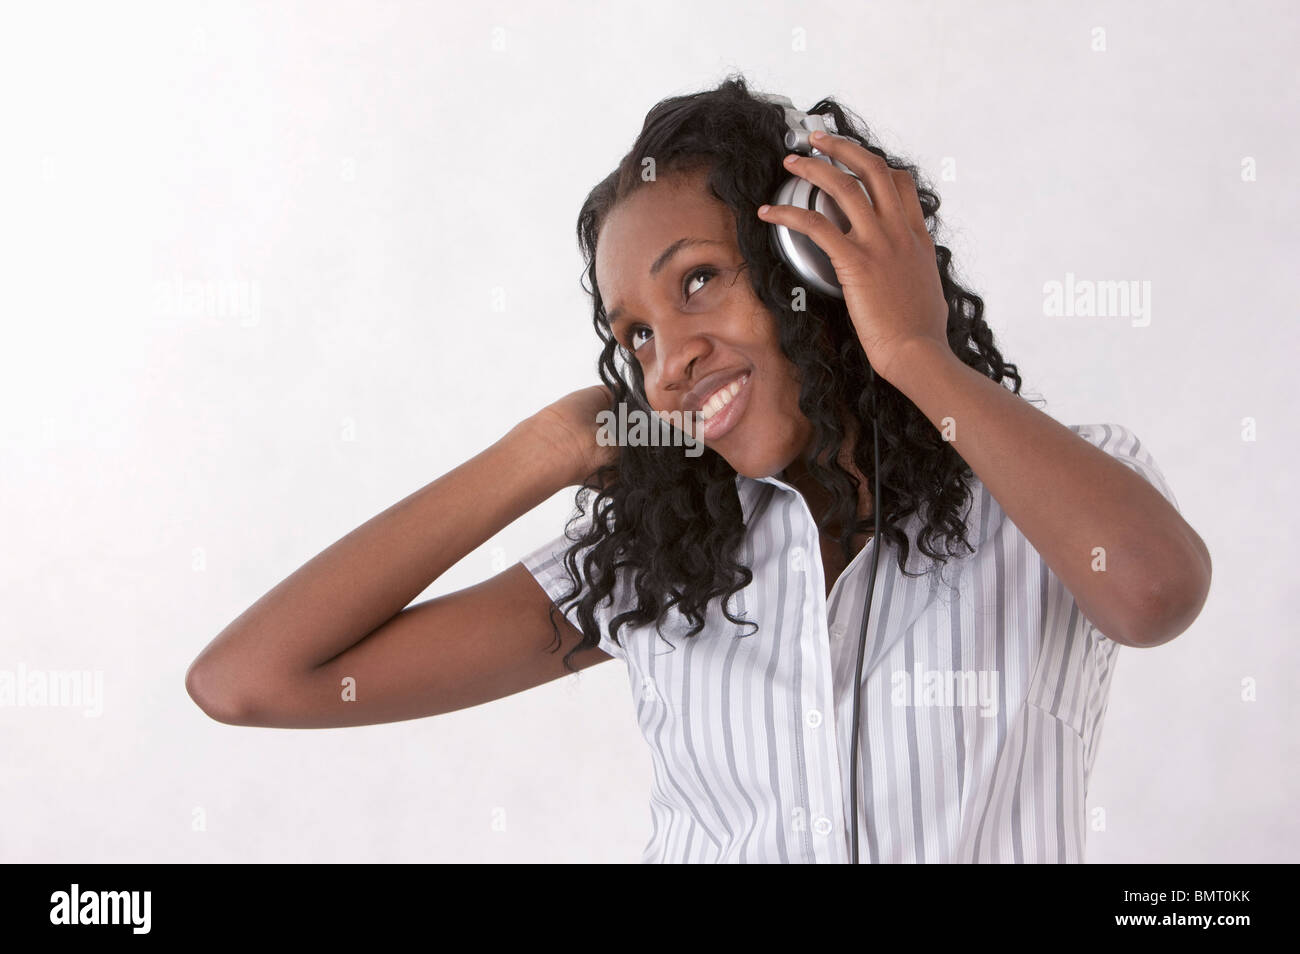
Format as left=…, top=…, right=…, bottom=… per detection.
left=629, top=326, right=653, bottom=352
left=684, top=266, right=716, bottom=297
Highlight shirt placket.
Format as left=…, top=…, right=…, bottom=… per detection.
left=823, top=532, right=890, bottom=865
left=788, top=515, right=853, bottom=864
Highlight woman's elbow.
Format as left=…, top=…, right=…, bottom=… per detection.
left=185, top=659, right=258, bottom=726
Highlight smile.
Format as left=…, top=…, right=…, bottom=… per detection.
left=696, top=372, right=751, bottom=440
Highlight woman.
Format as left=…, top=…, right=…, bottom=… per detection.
left=186, top=76, right=1212, bottom=864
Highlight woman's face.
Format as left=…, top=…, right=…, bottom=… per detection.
left=595, top=167, right=813, bottom=479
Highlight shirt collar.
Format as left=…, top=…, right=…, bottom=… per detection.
left=733, top=470, right=1003, bottom=564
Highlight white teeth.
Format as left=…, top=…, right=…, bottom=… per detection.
left=697, top=376, right=747, bottom=422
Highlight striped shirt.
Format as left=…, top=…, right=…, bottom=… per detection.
left=521, top=423, right=1179, bottom=863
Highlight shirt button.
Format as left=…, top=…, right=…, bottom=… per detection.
left=805, top=709, right=823, bottom=728
left=830, top=624, right=846, bottom=641
left=813, top=815, right=833, bottom=836
left=789, top=546, right=806, bottom=571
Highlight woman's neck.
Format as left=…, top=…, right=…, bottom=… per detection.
left=779, top=441, right=875, bottom=537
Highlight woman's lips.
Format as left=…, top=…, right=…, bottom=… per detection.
left=697, top=372, right=751, bottom=441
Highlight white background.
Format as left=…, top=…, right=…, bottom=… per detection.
left=1, top=0, right=1295, bottom=863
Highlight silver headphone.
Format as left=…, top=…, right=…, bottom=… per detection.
left=758, top=93, right=872, bottom=300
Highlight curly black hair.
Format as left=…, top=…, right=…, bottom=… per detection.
left=542, top=74, right=1033, bottom=673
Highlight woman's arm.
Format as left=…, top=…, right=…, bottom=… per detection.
left=881, top=338, right=1211, bottom=649
left=184, top=386, right=618, bottom=728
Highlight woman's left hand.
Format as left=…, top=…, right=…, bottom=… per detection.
left=757, top=130, right=951, bottom=385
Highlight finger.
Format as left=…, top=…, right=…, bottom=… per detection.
left=782, top=152, right=885, bottom=245
left=891, top=167, right=930, bottom=238
left=810, top=132, right=908, bottom=234
left=756, top=201, right=856, bottom=269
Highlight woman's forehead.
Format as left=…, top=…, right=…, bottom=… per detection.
left=596, top=177, right=737, bottom=287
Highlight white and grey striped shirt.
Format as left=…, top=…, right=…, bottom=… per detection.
left=521, top=423, right=1179, bottom=863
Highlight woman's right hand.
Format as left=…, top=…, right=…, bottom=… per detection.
left=526, top=384, right=621, bottom=487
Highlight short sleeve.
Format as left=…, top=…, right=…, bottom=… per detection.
left=519, top=507, right=628, bottom=662
left=1068, top=423, right=1182, bottom=642
left=1069, top=423, right=1180, bottom=511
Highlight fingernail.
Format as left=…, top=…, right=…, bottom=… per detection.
left=811, top=129, right=826, bottom=140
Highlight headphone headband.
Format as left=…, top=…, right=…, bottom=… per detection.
left=754, top=93, right=840, bottom=156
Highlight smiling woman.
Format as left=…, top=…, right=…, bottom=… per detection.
left=186, top=72, right=1207, bottom=866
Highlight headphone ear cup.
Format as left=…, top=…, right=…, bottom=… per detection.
left=766, top=157, right=871, bottom=301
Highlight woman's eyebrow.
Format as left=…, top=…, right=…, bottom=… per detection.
left=608, top=237, right=726, bottom=326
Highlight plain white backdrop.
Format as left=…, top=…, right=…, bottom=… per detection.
left=1, top=0, right=1295, bottom=863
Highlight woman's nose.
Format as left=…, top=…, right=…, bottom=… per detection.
left=652, top=328, right=710, bottom=402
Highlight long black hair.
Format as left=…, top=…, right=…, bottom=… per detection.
left=544, top=74, right=1030, bottom=672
